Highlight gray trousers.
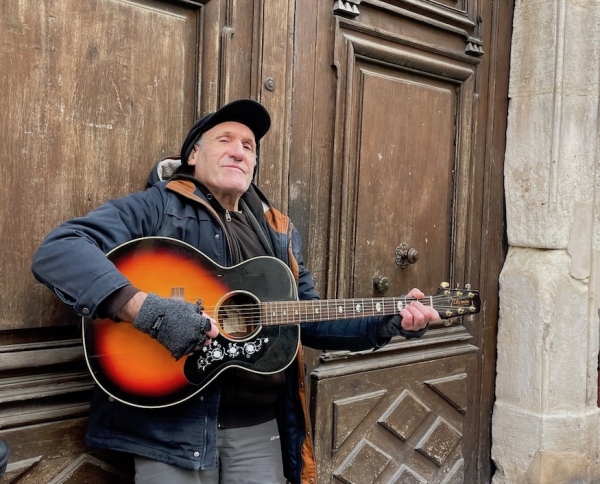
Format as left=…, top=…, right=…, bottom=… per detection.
left=134, top=419, right=286, bottom=484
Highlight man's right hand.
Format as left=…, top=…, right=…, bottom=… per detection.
left=119, top=292, right=219, bottom=360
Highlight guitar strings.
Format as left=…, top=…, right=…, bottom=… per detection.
left=195, top=296, right=471, bottom=312
left=182, top=295, right=476, bottom=328
left=195, top=295, right=468, bottom=310
left=195, top=295, right=469, bottom=311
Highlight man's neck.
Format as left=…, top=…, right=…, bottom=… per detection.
left=211, top=192, right=241, bottom=212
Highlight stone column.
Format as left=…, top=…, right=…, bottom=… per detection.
left=492, top=0, right=600, bottom=482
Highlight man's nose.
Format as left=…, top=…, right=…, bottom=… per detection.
left=228, top=140, right=245, bottom=160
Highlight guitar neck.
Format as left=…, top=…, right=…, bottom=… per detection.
left=261, top=296, right=426, bottom=326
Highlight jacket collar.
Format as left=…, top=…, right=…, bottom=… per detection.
left=165, top=175, right=271, bottom=219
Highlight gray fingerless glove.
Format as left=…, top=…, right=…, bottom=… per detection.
left=377, top=315, right=429, bottom=339
left=133, top=293, right=210, bottom=360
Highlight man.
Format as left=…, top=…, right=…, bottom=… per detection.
left=31, top=99, right=439, bottom=484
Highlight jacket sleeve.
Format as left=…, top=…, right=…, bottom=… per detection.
left=300, top=316, right=389, bottom=352
left=290, top=226, right=391, bottom=352
left=31, top=186, right=166, bottom=319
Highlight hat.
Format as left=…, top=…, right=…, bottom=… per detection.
left=180, top=99, right=271, bottom=166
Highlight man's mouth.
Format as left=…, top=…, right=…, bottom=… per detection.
left=223, top=165, right=245, bottom=173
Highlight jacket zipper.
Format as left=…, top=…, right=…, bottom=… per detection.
left=173, top=191, right=235, bottom=260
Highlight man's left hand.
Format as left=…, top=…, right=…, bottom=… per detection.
left=399, top=287, right=440, bottom=331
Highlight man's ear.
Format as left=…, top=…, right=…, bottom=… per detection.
left=253, top=143, right=260, bottom=178
left=188, top=144, right=199, bottom=166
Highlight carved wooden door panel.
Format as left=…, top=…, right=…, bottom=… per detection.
left=290, top=1, right=510, bottom=483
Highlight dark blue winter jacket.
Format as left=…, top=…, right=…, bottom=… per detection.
left=31, top=178, right=387, bottom=484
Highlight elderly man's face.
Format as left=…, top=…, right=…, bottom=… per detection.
left=188, top=121, right=257, bottom=209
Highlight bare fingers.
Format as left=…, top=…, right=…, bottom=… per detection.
left=400, top=298, right=442, bottom=330
left=203, top=315, right=219, bottom=339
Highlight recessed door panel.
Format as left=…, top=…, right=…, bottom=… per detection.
left=354, top=70, right=456, bottom=296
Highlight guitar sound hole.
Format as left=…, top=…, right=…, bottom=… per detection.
left=217, top=293, right=259, bottom=339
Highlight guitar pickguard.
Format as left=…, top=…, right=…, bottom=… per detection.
left=197, top=337, right=270, bottom=371
left=184, top=324, right=300, bottom=386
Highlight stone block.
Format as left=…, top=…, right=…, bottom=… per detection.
left=497, top=248, right=588, bottom=410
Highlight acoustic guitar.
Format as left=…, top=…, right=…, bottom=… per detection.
left=82, top=237, right=480, bottom=408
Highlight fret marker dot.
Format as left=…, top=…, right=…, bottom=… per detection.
left=355, top=304, right=362, bottom=312
left=375, top=302, right=381, bottom=311
left=397, top=301, right=404, bottom=311
left=338, top=306, right=343, bottom=313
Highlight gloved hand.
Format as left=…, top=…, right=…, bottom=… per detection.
left=377, top=315, right=429, bottom=339
left=133, top=293, right=212, bottom=360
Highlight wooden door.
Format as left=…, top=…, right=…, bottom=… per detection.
left=0, top=0, right=510, bottom=481
left=0, top=0, right=293, bottom=481
left=289, top=1, right=511, bottom=483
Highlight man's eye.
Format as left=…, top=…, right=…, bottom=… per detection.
left=244, top=145, right=253, bottom=151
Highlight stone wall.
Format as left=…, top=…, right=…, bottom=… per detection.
left=493, top=0, right=600, bottom=482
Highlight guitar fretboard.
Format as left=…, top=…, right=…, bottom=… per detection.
left=261, top=296, right=426, bottom=326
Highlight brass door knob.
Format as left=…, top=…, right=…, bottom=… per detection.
left=373, top=276, right=390, bottom=295
left=395, top=243, right=420, bottom=269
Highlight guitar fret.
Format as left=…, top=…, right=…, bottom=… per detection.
left=275, top=301, right=281, bottom=325
left=269, top=304, right=277, bottom=326
left=261, top=303, right=268, bottom=326
left=355, top=300, right=361, bottom=315
left=283, top=301, right=290, bottom=325
left=282, top=301, right=287, bottom=323
left=293, top=301, right=300, bottom=325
